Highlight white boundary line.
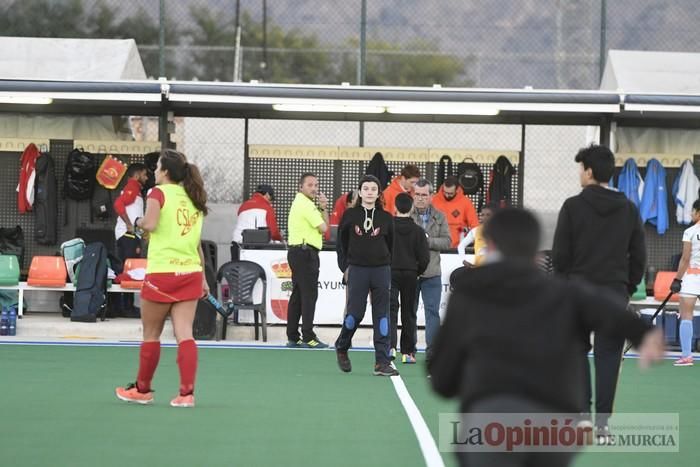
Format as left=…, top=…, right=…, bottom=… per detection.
left=390, top=375, right=446, bottom=467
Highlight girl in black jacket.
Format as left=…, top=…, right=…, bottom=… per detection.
left=335, top=175, right=396, bottom=376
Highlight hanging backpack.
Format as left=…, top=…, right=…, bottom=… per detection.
left=91, top=184, right=113, bottom=222
left=60, top=238, right=86, bottom=285
left=487, top=155, right=516, bottom=207
left=457, top=157, right=484, bottom=195
left=0, top=226, right=25, bottom=268
left=436, top=155, right=453, bottom=188
left=70, top=242, right=109, bottom=323
left=64, top=148, right=96, bottom=201
left=34, top=152, right=58, bottom=245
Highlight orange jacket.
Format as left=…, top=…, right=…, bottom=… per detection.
left=383, top=176, right=412, bottom=216
left=432, top=185, right=479, bottom=247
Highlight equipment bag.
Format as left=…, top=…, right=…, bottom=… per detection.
left=60, top=238, right=86, bottom=285
left=91, top=184, right=113, bottom=222
left=0, top=226, right=25, bottom=268
left=456, top=157, right=484, bottom=195
left=64, top=148, right=96, bottom=201
left=70, top=242, right=109, bottom=323
left=34, top=152, right=58, bottom=245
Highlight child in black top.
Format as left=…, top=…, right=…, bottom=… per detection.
left=390, top=193, right=429, bottom=364
left=335, top=175, right=396, bottom=376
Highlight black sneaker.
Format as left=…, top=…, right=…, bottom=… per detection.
left=301, top=338, right=329, bottom=349
left=373, top=362, right=399, bottom=376
left=336, top=350, right=352, bottom=373
left=285, top=339, right=303, bottom=348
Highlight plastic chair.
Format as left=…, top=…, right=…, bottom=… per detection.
left=27, top=256, right=67, bottom=287
left=217, top=260, right=267, bottom=342
left=653, top=271, right=679, bottom=302
left=121, top=258, right=147, bottom=289
left=201, top=240, right=218, bottom=272
left=0, top=255, right=20, bottom=285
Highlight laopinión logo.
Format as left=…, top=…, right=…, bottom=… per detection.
left=439, top=413, right=679, bottom=453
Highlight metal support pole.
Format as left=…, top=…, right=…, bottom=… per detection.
left=598, top=0, right=607, bottom=83
left=233, top=0, right=242, bottom=82
left=159, top=0, right=165, bottom=77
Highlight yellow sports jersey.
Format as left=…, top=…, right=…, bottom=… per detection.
left=146, top=184, right=203, bottom=273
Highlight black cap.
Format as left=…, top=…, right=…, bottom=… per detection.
left=256, top=184, right=275, bottom=200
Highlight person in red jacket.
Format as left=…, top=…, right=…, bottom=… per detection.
left=113, top=163, right=149, bottom=317
left=324, top=190, right=357, bottom=241
left=383, top=164, right=420, bottom=215
left=231, top=184, right=282, bottom=260
left=432, top=176, right=479, bottom=248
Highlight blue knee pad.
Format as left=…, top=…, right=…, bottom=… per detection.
left=379, top=316, right=389, bottom=337
left=344, top=315, right=356, bottom=330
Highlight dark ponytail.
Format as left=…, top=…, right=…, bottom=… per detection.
left=159, top=149, right=209, bottom=215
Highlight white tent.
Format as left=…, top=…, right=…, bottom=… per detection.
left=600, top=49, right=700, bottom=154
left=0, top=37, right=147, bottom=140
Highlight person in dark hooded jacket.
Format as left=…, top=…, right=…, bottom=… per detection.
left=552, top=144, right=647, bottom=437
left=431, top=207, right=663, bottom=467
left=389, top=193, right=429, bottom=363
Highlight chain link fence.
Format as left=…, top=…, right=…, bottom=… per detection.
left=2, top=0, right=696, bottom=250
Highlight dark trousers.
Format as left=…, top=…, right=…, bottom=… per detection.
left=389, top=269, right=418, bottom=354
left=116, top=234, right=141, bottom=313
left=459, top=395, right=578, bottom=467
left=335, top=265, right=391, bottom=364
left=286, top=246, right=320, bottom=342
left=582, top=283, right=627, bottom=427
left=583, top=332, right=625, bottom=427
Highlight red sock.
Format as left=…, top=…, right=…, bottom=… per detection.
left=136, top=341, right=161, bottom=393
left=177, top=339, right=198, bottom=396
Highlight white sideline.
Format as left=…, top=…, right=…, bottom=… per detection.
left=390, top=375, right=446, bottom=467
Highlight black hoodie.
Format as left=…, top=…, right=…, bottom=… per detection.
left=429, top=260, right=652, bottom=413
left=336, top=204, right=393, bottom=272
left=552, top=184, right=646, bottom=294
left=392, top=217, right=430, bottom=274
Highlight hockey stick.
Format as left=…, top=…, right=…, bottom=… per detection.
left=623, top=290, right=673, bottom=355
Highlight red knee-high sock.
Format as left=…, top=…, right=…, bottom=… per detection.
left=177, top=339, right=198, bottom=396
left=136, top=341, right=161, bottom=393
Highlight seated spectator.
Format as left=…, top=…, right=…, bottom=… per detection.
left=231, top=184, right=281, bottom=261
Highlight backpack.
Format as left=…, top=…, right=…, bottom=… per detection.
left=91, top=184, right=113, bottom=222
left=70, top=242, right=109, bottom=323
left=457, top=157, right=484, bottom=195
left=487, top=155, right=516, bottom=207
left=64, top=149, right=96, bottom=201
left=60, top=238, right=86, bottom=285
left=34, top=152, right=58, bottom=245
left=436, top=155, right=453, bottom=188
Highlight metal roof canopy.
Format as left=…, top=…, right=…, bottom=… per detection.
left=1, top=79, right=700, bottom=128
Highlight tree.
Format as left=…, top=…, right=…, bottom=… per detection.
left=339, top=38, right=470, bottom=87
left=184, top=8, right=336, bottom=83
left=0, top=0, right=180, bottom=78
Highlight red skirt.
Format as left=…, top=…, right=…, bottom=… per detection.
left=141, top=271, right=204, bottom=303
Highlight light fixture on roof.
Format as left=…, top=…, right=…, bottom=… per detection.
left=272, top=103, right=385, bottom=113
left=624, top=103, right=700, bottom=113
left=386, top=103, right=500, bottom=116
left=0, top=95, right=53, bottom=105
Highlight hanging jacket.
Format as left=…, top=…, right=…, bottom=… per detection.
left=365, top=152, right=393, bottom=189
left=616, top=158, right=644, bottom=207
left=431, top=184, right=479, bottom=247
left=639, top=159, right=669, bottom=235
left=487, top=155, right=515, bottom=207
left=672, top=159, right=700, bottom=225
left=17, top=143, right=40, bottom=213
